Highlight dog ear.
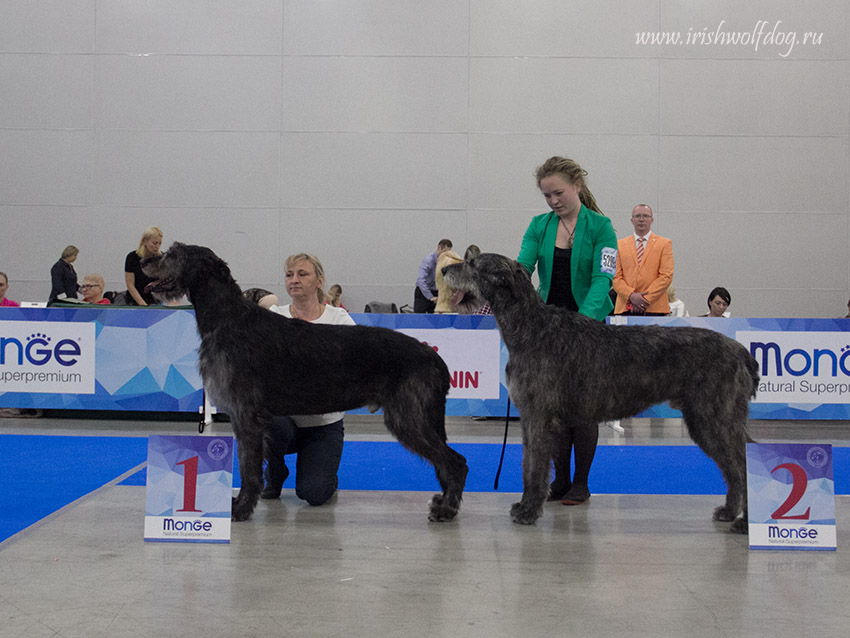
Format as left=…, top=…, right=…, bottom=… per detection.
left=512, top=259, right=531, bottom=281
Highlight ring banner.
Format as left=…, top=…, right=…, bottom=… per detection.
left=746, top=442, right=836, bottom=551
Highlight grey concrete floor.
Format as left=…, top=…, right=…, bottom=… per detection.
left=1, top=414, right=849, bottom=638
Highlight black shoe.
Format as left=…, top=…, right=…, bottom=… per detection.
left=260, top=486, right=282, bottom=499
left=560, top=484, right=590, bottom=506
left=547, top=478, right=571, bottom=501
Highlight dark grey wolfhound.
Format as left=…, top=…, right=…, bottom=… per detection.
left=443, top=253, right=759, bottom=533
left=143, top=243, right=468, bottom=523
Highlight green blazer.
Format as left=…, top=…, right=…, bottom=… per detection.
left=517, top=205, right=618, bottom=321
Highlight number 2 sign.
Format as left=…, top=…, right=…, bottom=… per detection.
left=746, top=443, right=836, bottom=551
left=144, top=435, right=234, bottom=543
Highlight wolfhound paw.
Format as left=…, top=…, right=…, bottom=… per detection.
left=428, top=494, right=458, bottom=522
left=712, top=505, right=734, bottom=522
left=231, top=497, right=254, bottom=522
left=510, top=502, right=540, bottom=525
left=729, top=517, right=749, bottom=534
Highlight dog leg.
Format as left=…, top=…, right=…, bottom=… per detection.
left=382, top=390, right=468, bottom=522
left=231, top=416, right=264, bottom=522
left=683, top=403, right=749, bottom=534
left=510, top=419, right=552, bottom=524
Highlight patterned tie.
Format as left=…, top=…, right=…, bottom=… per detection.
left=636, top=237, right=645, bottom=266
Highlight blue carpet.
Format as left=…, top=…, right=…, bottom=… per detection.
left=120, top=441, right=850, bottom=495
left=3, top=436, right=849, bottom=544
left=0, top=435, right=148, bottom=544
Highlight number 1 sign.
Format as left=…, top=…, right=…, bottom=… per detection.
left=144, top=435, right=234, bottom=543
left=746, top=443, right=837, bottom=551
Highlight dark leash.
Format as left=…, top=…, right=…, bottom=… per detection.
left=493, top=397, right=512, bottom=490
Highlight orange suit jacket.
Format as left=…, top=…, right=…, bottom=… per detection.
left=612, top=233, right=674, bottom=314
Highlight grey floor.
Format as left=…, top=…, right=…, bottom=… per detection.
left=1, top=414, right=849, bottom=638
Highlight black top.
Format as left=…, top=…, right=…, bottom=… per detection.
left=49, top=259, right=78, bottom=301
left=125, top=251, right=156, bottom=305
left=546, top=247, right=578, bottom=311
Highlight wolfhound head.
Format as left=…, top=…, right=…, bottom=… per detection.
left=441, top=253, right=531, bottom=312
left=142, top=242, right=235, bottom=304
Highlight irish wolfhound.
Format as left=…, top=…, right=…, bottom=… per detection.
left=443, top=253, right=758, bottom=533
left=143, top=243, right=468, bottom=523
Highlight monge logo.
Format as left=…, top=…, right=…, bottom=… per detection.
left=0, top=332, right=82, bottom=367
left=0, top=321, right=96, bottom=393
left=737, top=331, right=850, bottom=404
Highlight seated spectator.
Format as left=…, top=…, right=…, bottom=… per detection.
left=80, top=274, right=111, bottom=304
left=49, top=245, right=79, bottom=301
left=702, top=287, right=731, bottom=317
left=0, top=272, right=20, bottom=307
left=667, top=286, right=688, bottom=317
left=326, top=284, right=345, bottom=309
left=845, top=299, right=850, bottom=319
left=242, top=287, right=279, bottom=310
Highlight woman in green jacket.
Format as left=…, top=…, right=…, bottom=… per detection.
left=517, top=156, right=617, bottom=505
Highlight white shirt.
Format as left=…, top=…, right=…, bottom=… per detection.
left=269, top=303, right=356, bottom=427
left=633, top=230, right=653, bottom=247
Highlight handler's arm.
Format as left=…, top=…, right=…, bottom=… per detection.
left=125, top=272, right=147, bottom=306
left=517, top=220, right=540, bottom=277
left=578, top=221, right=617, bottom=321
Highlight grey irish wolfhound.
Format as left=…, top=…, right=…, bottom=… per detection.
left=143, top=243, right=468, bottom=523
left=443, top=253, right=758, bottom=533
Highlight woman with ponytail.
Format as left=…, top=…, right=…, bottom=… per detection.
left=517, top=156, right=618, bottom=505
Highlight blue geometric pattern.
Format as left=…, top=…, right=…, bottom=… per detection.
left=3, top=309, right=848, bottom=418
left=0, top=308, right=203, bottom=411
left=611, top=317, right=850, bottom=420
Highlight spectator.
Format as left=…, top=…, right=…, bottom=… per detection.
left=612, top=204, right=674, bottom=315
left=0, top=272, right=21, bottom=308
left=414, top=239, right=453, bottom=313
left=80, top=274, right=110, bottom=304
left=703, top=287, right=731, bottom=317
left=667, top=286, right=688, bottom=317
left=243, top=287, right=279, bottom=310
left=434, top=250, right=464, bottom=313
left=125, top=227, right=163, bottom=306
left=49, top=246, right=79, bottom=301
left=326, top=284, right=345, bottom=309
left=0, top=272, right=20, bottom=307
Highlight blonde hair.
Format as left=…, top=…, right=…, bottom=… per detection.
left=61, top=245, right=79, bottom=260
left=285, top=253, right=326, bottom=303
left=0, top=272, right=7, bottom=285
left=535, top=156, right=603, bottom=214
left=136, top=227, right=164, bottom=258
left=327, top=284, right=343, bottom=307
left=83, top=273, right=105, bottom=288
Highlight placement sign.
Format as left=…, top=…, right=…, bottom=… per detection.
left=746, top=442, right=836, bottom=551
left=144, top=435, right=233, bottom=543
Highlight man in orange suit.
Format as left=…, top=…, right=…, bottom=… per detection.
left=613, top=204, right=674, bottom=315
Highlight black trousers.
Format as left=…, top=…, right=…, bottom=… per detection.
left=414, top=287, right=437, bottom=313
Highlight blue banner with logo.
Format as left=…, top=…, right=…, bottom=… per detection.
left=611, top=317, right=850, bottom=419
left=0, top=307, right=203, bottom=411
left=2, top=309, right=848, bottom=419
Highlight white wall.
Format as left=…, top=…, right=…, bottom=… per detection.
left=1, top=0, right=848, bottom=317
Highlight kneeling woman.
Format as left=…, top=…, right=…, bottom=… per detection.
left=262, top=253, right=355, bottom=505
